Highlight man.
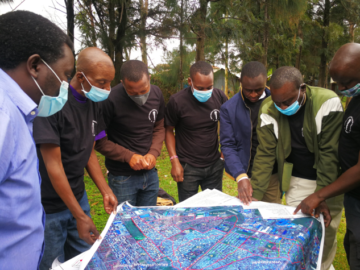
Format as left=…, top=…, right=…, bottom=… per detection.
left=247, top=66, right=343, bottom=270
left=95, top=60, right=165, bottom=207
left=165, top=61, right=227, bottom=202
left=295, top=43, right=360, bottom=269
left=34, top=47, right=118, bottom=270
left=220, top=61, right=281, bottom=204
left=0, top=11, right=74, bottom=269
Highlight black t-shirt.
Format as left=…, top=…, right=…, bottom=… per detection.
left=244, top=96, right=263, bottom=177
left=339, top=96, right=360, bottom=200
left=286, top=103, right=317, bottom=180
left=33, top=87, right=101, bottom=214
left=165, top=87, right=228, bottom=168
left=100, top=83, right=165, bottom=176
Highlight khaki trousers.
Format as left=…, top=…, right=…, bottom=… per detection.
left=286, top=176, right=343, bottom=270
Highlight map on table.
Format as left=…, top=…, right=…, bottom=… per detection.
left=84, top=202, right=322, bottom=270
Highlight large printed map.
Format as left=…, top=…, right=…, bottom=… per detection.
left=84, top=203, right=322, bottom=270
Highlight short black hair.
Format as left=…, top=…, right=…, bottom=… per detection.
left=190, top=61, right=213, bottom=79
left=0, top=11, right=73, bottom=70
left=270, top=66, right=303, bottom=90
left=120, top=60, right=149, bottom=82
left=241, top=61, right=267, bottom=79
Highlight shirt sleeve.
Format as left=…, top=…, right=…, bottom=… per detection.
left=165, top=97, right=179, bottom=127
left=0, top=110, right=14, bottom=183
left=33, top=113, right=61, bottom=146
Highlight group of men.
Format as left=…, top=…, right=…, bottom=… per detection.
left=1, top=9, right=360, bottom=270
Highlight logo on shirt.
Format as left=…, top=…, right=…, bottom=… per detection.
left=92, top=120, right=97, bottom=137
left=210, top=109, right=220, bottom=122
left=148, top=109, right=158, bottom=123
left=345, top=116, right=354, bottom=134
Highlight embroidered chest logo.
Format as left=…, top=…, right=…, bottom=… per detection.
left=345, top=116, right=354, bottom=134
left=92, top=120, right=97, bottom=136
left=148, top=109, right=158, bottom=123
left=210, top=109, right=220, bottom=122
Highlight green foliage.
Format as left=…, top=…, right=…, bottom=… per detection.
left=151, top=48, right=195, bottom=103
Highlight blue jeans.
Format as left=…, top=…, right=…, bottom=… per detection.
left=177, top=158, right=224, bottom=202
left=39, top=192, right=91, bottom=270
left=108, top=168, right=159, bottom=206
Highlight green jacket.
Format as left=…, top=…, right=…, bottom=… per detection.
left=251, top=85, right=344, bottom=201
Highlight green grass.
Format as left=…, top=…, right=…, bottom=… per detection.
left=85, top=145, right=349, bottom=269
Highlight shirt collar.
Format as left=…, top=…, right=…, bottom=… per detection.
left=259, top=90, right=266, bottom=100
left=0, top=69, right=38, bottom=121
left=69, top=84, right=88, bottom=103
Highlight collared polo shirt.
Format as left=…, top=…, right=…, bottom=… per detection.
left=0, top=68, right=45, bottom=269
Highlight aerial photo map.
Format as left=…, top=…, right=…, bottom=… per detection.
left=84, top=203, right=322, bottom=270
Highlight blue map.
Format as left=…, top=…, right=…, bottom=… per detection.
left=85, top=204, right=322, bottom=270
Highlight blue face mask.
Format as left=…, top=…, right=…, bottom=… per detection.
left=340, top=83, right=360, bottom=97
left=81, top=72, right=111, bottom=102
left=32, top=59, right=68, bottom=117
left=191, top=80, right=213, bottom=102
left=274, top=86, right=305, bottom=116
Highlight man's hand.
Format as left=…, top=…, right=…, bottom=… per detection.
left=103, top=192, right=118, bottom=214
left=294, top=193, right=323, bottom=216
left=144, top=154, right=156, bottom=170
left=237, top=178, right=253, bottom=205
left=76, top=215, right=100, bottom=245
left=315, top=201, right=332, bottom=228
left=171, top=159, right=184, bottom=183
left=129, top=154, right=148, bottom=170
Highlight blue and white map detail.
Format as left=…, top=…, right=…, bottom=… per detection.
left=85, top=204, right=322, bottom=270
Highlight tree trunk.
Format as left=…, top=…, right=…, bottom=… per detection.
left=295, top=23, right=303, bottom=69
left=195, top=0, right=207, bottom=62
left=179, top=0, right=184, bottom=91
left=88, top=4, right=97, bottom=47
left=108, top=0, right=116, bottom=62
left=65, top=0, right=75, bottom=75
left=140, top=0, right=148, bottom=66
left=262, top=0, right=269, bottom=68
left=349, top=22, right=355, bottom=42
left=114, top=1, right=128, bottom=84
left=319, top=0, right=330, bottom=88
left=224, top=36, right=229, bottom=98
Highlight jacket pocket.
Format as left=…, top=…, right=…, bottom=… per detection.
left=282, top=161, right=293, bottom=192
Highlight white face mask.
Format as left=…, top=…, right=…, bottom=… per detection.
left=32, top=59, right=69, bottom=117
left=81, top=72, right=111, bottom=102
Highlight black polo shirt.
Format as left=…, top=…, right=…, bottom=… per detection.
left=339, top=96, right=360, bottom=200
left=100, top=83, right=165, bottom=176
left=34, top=86, right=101, bottom=214
left=286, top=103, right=317, bottom=180
left=165, top=87, right=228, bottom=168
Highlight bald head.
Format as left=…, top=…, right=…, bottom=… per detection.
left=330, top=43, right=360, bottom=91
left=71, top=47, right=115, bottom=94
left=77, top=47, right=113, bottom=74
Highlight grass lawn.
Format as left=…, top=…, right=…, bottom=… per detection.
left=85, top=145, right=349, bottom=269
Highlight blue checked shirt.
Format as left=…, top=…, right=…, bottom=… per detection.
left=0, top=69, right=45, bottom=269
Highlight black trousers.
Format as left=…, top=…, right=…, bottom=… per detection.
left=344, top=194, right=360, bottom=269
left=177, top=158, right=224, bottom=202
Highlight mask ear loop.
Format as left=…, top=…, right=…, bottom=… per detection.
left=41, top=59, right=62, bottom=84
left=81, top=72, right=93, bottom=87
left=31, top=76, right=45, bottom=96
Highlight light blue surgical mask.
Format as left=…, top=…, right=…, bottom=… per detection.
left=32, top=59, right=68, bottom=117
left=274, top=86, right=305, bottom=116
left=340, top=83, right=360, bottom=97
left=191, top=80, right=213, bottom=102
left=81, top=72, right=110, bottom=102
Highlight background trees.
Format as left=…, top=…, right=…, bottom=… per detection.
left=60, top=0, right=360, bottom=92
